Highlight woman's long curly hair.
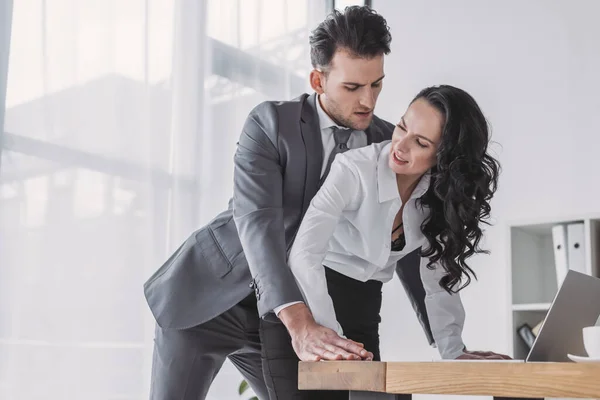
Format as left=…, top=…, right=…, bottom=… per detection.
left=415, top=85, right=500, bottom=293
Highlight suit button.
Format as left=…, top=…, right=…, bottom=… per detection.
left=253, top=284, right=260, bottom=299
left=249, top=281, right=255, bottom=289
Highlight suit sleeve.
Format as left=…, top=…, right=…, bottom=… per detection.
left=232, top=102, right=304, bottom=318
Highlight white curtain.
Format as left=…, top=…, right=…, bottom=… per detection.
left=0, top=0, right=326, bottom=399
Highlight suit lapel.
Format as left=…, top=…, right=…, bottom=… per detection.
left=299, top=103, right=386, bottom=214
left=300, top=93, right=323, bottom=214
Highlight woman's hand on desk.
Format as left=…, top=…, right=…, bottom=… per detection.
left=278, top=303, right=374, bottom=362
left=456, top=350, right=512, bottom=360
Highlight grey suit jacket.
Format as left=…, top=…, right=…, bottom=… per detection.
left=143, top=93, right=434, bottom=344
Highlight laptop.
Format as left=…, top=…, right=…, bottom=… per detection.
left=439, top=270, right=600, bottom=363
left=525, top=269, right=600, bottom=362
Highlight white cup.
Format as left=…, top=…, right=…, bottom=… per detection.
left=583, top=326, right=600, bottom=359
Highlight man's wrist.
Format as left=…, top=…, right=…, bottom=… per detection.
left=278, top=303, right=314, bottom=332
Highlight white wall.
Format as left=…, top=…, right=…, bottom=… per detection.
left=374, top=0, right=600, bottom=398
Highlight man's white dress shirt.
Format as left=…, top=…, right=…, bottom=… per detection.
left=287, top=141, right=467, bottom=359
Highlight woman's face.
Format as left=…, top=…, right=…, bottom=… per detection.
left=389, top=98, right=443, bottom=177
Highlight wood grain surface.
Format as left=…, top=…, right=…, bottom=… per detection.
left=298, top=361, right=600, bottom=398
left=298, top=361, right=386, bottom=392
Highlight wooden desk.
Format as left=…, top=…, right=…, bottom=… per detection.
left=299, top=361, right=600, bottom=399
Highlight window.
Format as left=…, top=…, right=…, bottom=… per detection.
left=0, top=1, right=319, bottom=399
left=334, top=0, right=368, bottom=11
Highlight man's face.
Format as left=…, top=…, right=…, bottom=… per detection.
left=311, top=49, right=385, bottom=131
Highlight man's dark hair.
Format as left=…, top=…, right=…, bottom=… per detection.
left=309, top=6, right=392, bottom=70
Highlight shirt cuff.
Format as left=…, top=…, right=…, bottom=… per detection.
left=436, top=335, right=467, bottom=359
left=274, top=301, right=304, bottom=317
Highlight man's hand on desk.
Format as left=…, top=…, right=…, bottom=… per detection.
left=278, top=303, right=373, bottom=362
left=456, top=350, right=512, bottom=360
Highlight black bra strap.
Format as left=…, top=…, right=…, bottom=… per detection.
left=392, top=222, right=403, bottom=234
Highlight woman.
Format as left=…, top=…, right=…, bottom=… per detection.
left=288, top=84, right=508, bottom=361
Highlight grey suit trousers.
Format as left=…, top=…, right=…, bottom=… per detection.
left=150, top=293, right=268, bottom=400
left=149, top=293, right=331, bottom=400
left=149, top=267, right=383, bottom=400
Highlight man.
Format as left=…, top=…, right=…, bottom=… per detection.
left=144, top=6, right=434, bottom=400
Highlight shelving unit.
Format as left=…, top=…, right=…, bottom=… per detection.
left=508, top=214, right=600, bottom=360
left=511, top=303, right=551, bottom=312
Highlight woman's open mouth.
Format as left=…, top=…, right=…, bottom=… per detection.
left=392, top=151, right=408, bottom=165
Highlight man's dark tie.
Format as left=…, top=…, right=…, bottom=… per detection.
left=319, top=126, right=353, bottom=187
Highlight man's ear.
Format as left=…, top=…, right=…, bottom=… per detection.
left=309, top=69, right=325, bottom=94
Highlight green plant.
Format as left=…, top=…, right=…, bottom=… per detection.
left=238, top=379, right=258, bottom=400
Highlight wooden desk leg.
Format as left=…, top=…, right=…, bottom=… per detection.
left=349, top=391, right=411, bottom=400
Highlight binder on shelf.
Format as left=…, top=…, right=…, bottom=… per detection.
left=551, top=224, right=569, bottom=286
left=517, top=323, right=536, bottom=350
left=566, top=222, right=586, bottom=274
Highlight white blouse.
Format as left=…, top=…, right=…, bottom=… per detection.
left=288, top=141, right=466, bottom=359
